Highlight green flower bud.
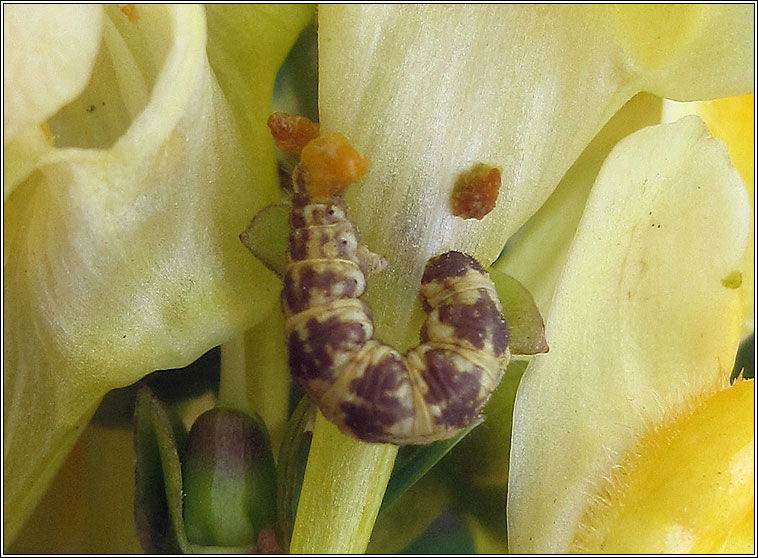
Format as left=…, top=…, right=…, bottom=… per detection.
left=182, top=408, right=277, bottom=548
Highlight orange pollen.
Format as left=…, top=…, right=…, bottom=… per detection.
left=450, top=163, right=502, bottom=220
left=119, top=4, right=139, bottom=23
left=295, top=133, right=368, bottom=198
left=267, top=112, right=321, bottom=154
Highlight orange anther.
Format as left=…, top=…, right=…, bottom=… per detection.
left=296, top=133, right=368, bottom=197
left=450, top=163, right=502, bottom=220
left=267, top=112, right=321, bottom=154
left=119, top=4, right=139, bottom=23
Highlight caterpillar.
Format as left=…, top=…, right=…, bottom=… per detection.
left=273, top=115, right=510, bottom=445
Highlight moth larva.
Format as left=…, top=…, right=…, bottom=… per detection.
left=275, top=116, right=510, bottom=445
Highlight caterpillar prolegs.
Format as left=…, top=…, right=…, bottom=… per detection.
left=273, top=115, right=510, bottom=445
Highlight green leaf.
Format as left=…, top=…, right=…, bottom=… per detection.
left=367, top=470, right=452, bottom=555
left=381, top=426, right=475, bottom=513
left=275, top=397, right=316, bottom=551
left=133, top=386, right=189, bottom=554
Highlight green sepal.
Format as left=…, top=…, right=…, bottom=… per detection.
left=490, top=268, right=549, bottom=356
left=240, top=203, right=291, bottom=279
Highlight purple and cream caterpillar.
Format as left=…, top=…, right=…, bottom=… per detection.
left=273, top=116, right=510, bottom=445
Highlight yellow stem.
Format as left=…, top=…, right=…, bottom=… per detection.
left=289, top=412, right=397, bottom=553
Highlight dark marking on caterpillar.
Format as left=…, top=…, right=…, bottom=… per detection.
left=276, top=119, right=510, bottom=445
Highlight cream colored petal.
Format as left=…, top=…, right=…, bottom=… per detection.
left=507, top=116, right=750, bottom=553
left=2, top=5, right=103, bottom=144
left=495, top=93, right=663, bottom=318
left=663, top=95, right=755, bottom=336
left=318, top=5, right=753, bottom=346
left=2, top=5, right=306, bottom=541
left=3, top=125, right=53, bottom=206
left=296, top=7, right=754, bottom=554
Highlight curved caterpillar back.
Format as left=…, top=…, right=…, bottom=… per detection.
left=274, top=116, right=510, bottom=444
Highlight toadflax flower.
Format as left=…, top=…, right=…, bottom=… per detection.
left=3, top=3, right=754, bottom=553
left=506, top=115, right=753, bottom=554
left=3, top=4, right=313, bottom=544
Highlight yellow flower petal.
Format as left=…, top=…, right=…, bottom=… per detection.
left=571, top=379, right=754, bottom=553
left=507, top=116, right=750, bottom=553
left=495, top=92, right=663, bottom=318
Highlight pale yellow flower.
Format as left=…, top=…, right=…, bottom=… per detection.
left=3, top=4, right=753, bottom=553
left=3, top=4, right=313, bottom=543
left=506, top=115, right=753, bottom=553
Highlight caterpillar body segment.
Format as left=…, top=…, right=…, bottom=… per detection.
left=282, top=195, right=510, bottom=445
left=277, top=120, right=510, bottom=445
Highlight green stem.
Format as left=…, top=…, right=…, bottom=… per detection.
left=289, top=412, right=397, bottom=553
left=218, top=335, right=251, bottom=414
left=219, top=308, right=291, bottom=456
left=242, top=307, right=291, bottom=455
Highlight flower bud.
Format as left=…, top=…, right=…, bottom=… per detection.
left=182, top=408, right=277, bottom=548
